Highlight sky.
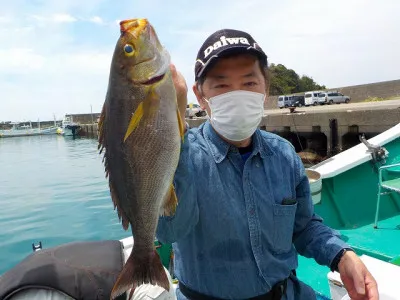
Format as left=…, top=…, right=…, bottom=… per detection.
left=0, top=0, right=399, bottom=122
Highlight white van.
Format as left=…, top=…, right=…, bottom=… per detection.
left=277, top=95, right=293, bottom=109
left=304, top=91, right=323, bottom=106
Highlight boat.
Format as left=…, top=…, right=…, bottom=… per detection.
left=0, top=122, right=58, bottom=138
left=301, top=122, right=400, bottom=299
left=1, top=235, right=399, bottom=300
left=56, top=115, right=81, bottom=137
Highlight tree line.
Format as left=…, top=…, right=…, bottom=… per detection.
left=269, top=63, right=327, bottom=96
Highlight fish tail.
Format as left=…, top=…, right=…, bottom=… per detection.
left=110, top=247, right=170, bottom=300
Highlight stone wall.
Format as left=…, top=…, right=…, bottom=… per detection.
left=66, top=113, right=101, bottom=124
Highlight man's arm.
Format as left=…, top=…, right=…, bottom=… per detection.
left=156, top=64, right=199, bottom=244
left=156, top=128, right=199, bottom=244
left=291, top=155, right=379, bottom=299
left=292, top=155, right=349, bottom=268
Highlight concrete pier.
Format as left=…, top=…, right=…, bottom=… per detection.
left=185, top=100, right=400, bottom=158
left=79, top=100, right=400, bottom=162
left=80, top=123, right=98, bottom=138
left=261, top=108, right=399, bottom=154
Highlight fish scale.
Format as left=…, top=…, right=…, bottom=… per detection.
left=98, top=18, right=185, bottom=300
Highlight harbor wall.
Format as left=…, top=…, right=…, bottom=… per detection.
left=64, top=79, right=400, bottom=123
left=80, top=106, right=399, bottom=163
left=62, top=79, right=400, bottom=124
left=66, top=113, right=101, bottom=125
left=71, top=78, right=400, bottom=164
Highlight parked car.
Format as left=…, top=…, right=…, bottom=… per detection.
left=278, top=95, right=294, bottom=108
left=186, top=103, right=206, bottom=118
left=318, top=92, right=351, bottom=105
left=292, top=95, right=305, bottom=107
left=304, top=91, right=323, bottom=106
left=278, top=95, right=305, bottom=108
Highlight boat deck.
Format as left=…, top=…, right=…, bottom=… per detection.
left=340, top=214, right=400, bottom=260
left=297, top=214, right=400, bottom=298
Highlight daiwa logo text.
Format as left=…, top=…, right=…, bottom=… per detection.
left=203, top=36, right=250, bottom=58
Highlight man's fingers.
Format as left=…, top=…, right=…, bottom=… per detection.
left=365, top=273, right=379, bottom=300
left=169, top=63, right=177, bottom=78
left=342, top=269, right=366, bottom=299
left=367, top=285, right=379, bottom=300
left=170, top=63, right=187, bottom=89
left=353, top=269, right=366, bottom=295
left=339, top=251, right=379, bottom=300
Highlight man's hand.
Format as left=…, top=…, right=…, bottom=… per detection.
left=338, top=251, right=379, bottom=300
left=170, top=63, right=188, bottom=124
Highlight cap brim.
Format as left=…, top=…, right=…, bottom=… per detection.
left=195, top=46, right=266, bottom=80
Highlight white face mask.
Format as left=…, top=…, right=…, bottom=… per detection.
left=204, top=90, right=265, bottom=141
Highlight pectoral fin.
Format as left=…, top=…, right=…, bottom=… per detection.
left=162, top=184, right=178, bottom=216
left=124, top=88, right=161, bottom=143
left=124, top=102, right=144, bottom=142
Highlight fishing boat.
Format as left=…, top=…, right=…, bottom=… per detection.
left=1, top=235, right=399, bottom=300
left=1, top=124, right=399, bottom=300
left=56, top=115, right=81, bottom=137
left=0, top=122, right=58, bottom=138
left=300, top=122, right=400, bottom=299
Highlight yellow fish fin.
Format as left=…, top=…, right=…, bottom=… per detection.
left=123, top=88, right=161, bottom=143
left=143, top=88, right=161, bottom=117
left=162, top=184, right=178, bottom=216
left=123, top=102, right=144, bottom=142
left=177, top=107, right=185, bottom=143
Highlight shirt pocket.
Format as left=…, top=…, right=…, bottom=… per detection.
left=272, top=202, right=297, bottom=254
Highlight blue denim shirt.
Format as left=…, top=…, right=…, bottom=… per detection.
left=156, top=121, right=349, bottom=299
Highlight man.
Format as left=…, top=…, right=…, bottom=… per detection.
left=156, top=29, right=379, bottom=300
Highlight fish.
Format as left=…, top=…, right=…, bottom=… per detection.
left=97, top=18, right=185, bottom=299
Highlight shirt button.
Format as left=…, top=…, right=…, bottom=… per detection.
left=249, top=209, right=255, bottom=215
left=256, top=163, right=260, bottom=168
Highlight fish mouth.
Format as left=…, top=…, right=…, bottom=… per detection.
left=120, top=19, right=148, bottom=35
left=139, top=74, right=165, bottom=85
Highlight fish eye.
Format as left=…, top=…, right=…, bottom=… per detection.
left=124, top=44, right=135, bottom=56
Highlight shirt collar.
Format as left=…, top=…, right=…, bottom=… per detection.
left=203, top=121, right=273, bottom=164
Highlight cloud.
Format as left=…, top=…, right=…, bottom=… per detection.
left=89, top=16, right=104, bottom=24
left=0, top=49, right=111, bottom=122
left=0, top=0, right=399, bottom=122
left=0, top=48, right=45, bottom=73
left=0, top=26, right=34, bottom=37
left=0, top=3, right=114, bottom=121
left=27, top=13, right=77, bottom=23
left=51, top=13, right=77, bottom=23
left=0, top=16, right=13, bottom=23
left=162, top=0, right=400, bottom=91
left=0, top=49, right=111, bottom=77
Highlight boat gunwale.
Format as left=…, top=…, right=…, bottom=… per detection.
left=310, top=123, right=400, bottom=179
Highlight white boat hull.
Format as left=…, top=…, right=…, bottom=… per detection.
left=0, top=126, right=58, bottom=138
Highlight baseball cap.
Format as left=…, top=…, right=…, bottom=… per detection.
left=194, top=29, right=268, bottom=81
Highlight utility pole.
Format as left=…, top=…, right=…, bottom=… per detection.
left=90, top=105, right=94, bottom=124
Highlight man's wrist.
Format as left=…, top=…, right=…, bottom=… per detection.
left=330, top=248, right=355, bottom=272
